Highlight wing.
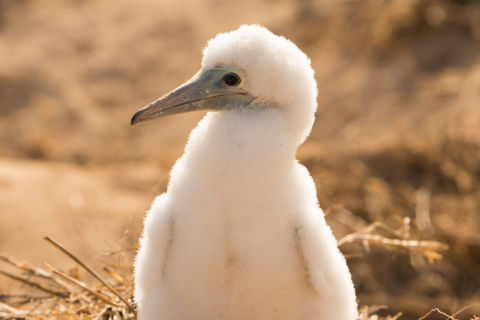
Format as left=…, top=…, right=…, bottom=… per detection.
left=293, top=208, right=353, bottom=297
left=134, top=194, right=174, bottom=307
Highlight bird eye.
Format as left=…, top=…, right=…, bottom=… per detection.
left=222, top=72, right=241, bottom=86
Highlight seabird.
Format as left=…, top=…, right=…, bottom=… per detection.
left=131, top=24, right=357, bottom=320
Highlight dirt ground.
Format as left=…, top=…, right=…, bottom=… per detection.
left=0, top=0, right=479, bottom=319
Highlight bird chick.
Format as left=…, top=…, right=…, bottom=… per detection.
left=131, top=24, right=357, bottom=320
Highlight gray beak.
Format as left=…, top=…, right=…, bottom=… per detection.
left=131, top=68, right=251, bottom=126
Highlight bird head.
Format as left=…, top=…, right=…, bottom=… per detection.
left=131, top=24, right=317, bottom=144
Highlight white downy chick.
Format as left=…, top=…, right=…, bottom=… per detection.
left=131, top=24, right=357, bottom=320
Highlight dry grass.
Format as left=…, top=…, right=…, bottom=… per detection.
left=0, top=238, right=135, bottom=320
left=1, top=219, right=476, bottom=320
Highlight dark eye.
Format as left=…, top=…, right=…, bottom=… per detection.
left=222, top=72, right=241, bottom=86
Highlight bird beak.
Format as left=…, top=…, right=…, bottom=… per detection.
left=131, top=68, right=249, bottom=126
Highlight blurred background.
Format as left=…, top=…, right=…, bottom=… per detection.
left=0, top=0, right=479, bottom=318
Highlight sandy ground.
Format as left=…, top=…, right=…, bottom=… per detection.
left=1, top=0, right=480, bottom=318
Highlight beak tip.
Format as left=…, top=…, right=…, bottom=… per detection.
left=130, top=112, right=139, bottom=127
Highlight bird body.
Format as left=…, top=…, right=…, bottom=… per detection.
left=132, top=25, right=357, bottom=320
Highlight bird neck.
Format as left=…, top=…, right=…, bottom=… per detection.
left=189, top=108, right=297, bottom=167
left=167, top=108, right=300, bottom=198
left=165, top=108, right=317, bottom=222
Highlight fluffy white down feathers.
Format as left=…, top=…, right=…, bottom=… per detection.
left=202, top=25, right=317, bottom=145
left=134, top=25, right=357, bottom=320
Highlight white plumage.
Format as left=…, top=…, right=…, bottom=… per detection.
left=132, top=25, right=357, bottom=320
